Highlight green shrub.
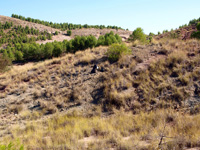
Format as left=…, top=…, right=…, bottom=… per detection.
left=15, top=50, right=23, bottom=61
left=85, top=35, right=97, bottom=48
left=55, top=31, right=58, bottom=35
left=97, top=35, right=105, bottom=46
left=53, top=43, right=62, bottom=57
left=191, top=31, right=200, bottom=39
left=197, top=22, right=200, bottom=31
left=191, top=23, right=200, bottom=39
left=67, top=30, right=72, bottom=36
left=106, top=43, right=131, bottom=62
left=129, top=27, right=147, bottom=43
left=44, top=42, right=54, bottom=58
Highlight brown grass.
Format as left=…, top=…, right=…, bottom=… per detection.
left=0, top=39, right=200, bottom=149
left=1, top=109, right=200, bottom=149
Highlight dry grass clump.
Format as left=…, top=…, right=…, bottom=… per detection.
left=78, top=53, right=96, bottom=65
left=1, top=109, right=200, bottom=149
left=38, top=100, right=57, bottom=115
left=8, top=104, right=24, bottom=114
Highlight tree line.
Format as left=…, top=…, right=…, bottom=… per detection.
left=0, top=31, right=122, bottom=63
left=11, top=14, right=124, bottom=31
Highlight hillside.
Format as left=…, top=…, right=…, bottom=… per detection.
left=0, top=15, right=132, bottom=45
left=0, top=15, right=200, bottom=150
left=154, top=24, right=198, bottom=41
left=0, top=37, right=200, bottom=149
left=0, top=15, right=59, bottom=33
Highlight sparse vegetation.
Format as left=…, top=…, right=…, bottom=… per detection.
left=0, top=14, right=200, bottom=150
left=11, top=14, right=124, bottom=30
left=2, top=109, right=200, bottom=149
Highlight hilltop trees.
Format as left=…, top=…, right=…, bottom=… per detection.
left=129, top=27, right=147, bottom=43
left=0, top=22, right=53, bottom=47
left=11, top=14, right=124, bottom=31
left=189, top=17, right=200, bottom=25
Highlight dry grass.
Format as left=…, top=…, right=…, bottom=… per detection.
left=0, top=39, right=200, bottom=149
left=78, top=53, right=96, bottom=65
left=1, top=109, right=200, bottom=149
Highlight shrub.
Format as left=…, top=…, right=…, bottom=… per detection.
left=53, top=43, right=62, bottom=57
left=55, top=31, right=58, bottom=35
left=149, top=36, right=153, bottom=43
left=97, top=35, right=105, bottom=46
left=129, top=27, right=147, bottom=43
left=85, top=35, right=97, bottom=48
left=106, top=43, right=131, bottom=62
left=44, top=42, right=54, bottom=58
left=191, top=23, right=200, bottom=39
left=67, top=30, right=72, bottom=36
left=196, top=22, right=200, bottom=31
left=15, top=50, right=23, bottom=61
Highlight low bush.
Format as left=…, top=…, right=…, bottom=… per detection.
left=67, top=30, right=72, bottom=36
left=106, top=43, right=131, bottom=62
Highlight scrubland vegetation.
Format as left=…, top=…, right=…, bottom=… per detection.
left=0, top=30, right=122, bottom=72
left=1, top=109, right=200, bottom=150
left=0, top=16, right=200, bottom=150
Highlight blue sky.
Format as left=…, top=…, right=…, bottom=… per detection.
left=1, top=0, right=200, bottom=34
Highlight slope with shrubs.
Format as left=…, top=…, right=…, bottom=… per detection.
left=155, top=17, right=200, bottom=40
left=1, top=18, right=200, bottom=149
left=0, top=21, right=53, bottom=47
left=0, top=31, right=122, bottom=72
left=0, top=36, right=200, bottom=149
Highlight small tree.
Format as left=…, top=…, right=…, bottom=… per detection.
left=197, top=22, right=200, bottom=31
left=97, top=35, right=105, bottom=46
left=67, top=30, right=72, bottom=36
left=44, top=43, right=54, bottom=58
left=15, top=50, right=23, bottom=61
left=85, top=35, right=97, bottom=48
left=129, top=27, right=146, bottom=43
left=53, top=43, right=62, bottom=57
left=55, top=31, right=58, bottom=35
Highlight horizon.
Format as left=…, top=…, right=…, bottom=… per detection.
left=0, top=0, right=200, bottom=34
